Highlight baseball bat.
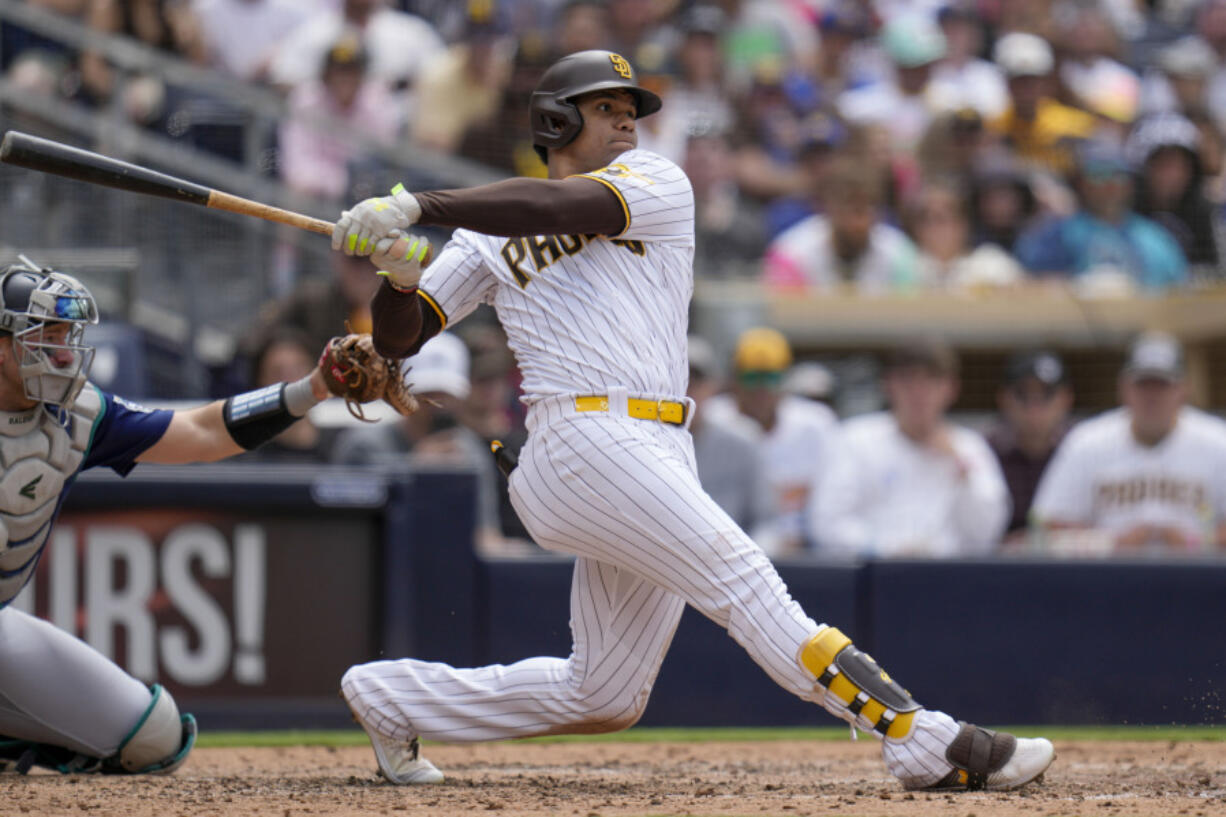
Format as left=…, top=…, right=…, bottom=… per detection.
left=0, top=130, right=334, bottom=236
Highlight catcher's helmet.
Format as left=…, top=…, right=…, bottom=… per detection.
left=0, top=259, right=98, bottom=412
left=530, top=50, right=663, bottom=163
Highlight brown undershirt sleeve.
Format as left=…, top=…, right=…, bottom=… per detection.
left=370, top=280, right=441, bottom=359
left=415, top=176, right=626, bottom=237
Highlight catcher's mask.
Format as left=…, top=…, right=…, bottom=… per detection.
left=0, top=258, right=99, bottom=414
left=529, top=49, right=663, bottom=163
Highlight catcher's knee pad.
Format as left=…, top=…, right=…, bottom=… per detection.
left=799, top=627, right=920, bottom=740
left=105, top=684, right=197, bottom=774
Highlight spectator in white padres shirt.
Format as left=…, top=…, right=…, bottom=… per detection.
left=1031, top=332, right=1226, bottom=554
left=810, top=337, right=1010, bottom=558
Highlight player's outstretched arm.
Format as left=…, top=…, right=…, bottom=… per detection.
left=136, top=364, right=330, bottom=464
left=332, top=176, right=625, bottom=254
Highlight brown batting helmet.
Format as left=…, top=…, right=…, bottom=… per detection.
left=529, top=50, right=663, bottom=163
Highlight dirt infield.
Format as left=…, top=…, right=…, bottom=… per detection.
left=5, top=739, right=1226, bottom=816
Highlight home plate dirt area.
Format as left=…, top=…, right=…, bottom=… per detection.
left=5, top=739, right=1226, bottom=816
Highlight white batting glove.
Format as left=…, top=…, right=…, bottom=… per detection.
left=332, top=183, right=422, bottom=256
left=372, top=235, right=431, bottom=291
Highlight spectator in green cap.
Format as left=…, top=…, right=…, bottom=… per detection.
left=838, top=12, right=947, bottom=153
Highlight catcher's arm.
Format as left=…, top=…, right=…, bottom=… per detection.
left=138, top=368, right=329, bottom=463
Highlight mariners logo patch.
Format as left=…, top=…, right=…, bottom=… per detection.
left=19, top=474, right=42, bottom=500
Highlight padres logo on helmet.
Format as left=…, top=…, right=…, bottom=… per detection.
left=529, top=50, right=663, bottom=163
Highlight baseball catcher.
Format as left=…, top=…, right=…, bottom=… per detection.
left=0, top=256, right=372, bottom=776
left=332, top=50, right=1055, bottom=793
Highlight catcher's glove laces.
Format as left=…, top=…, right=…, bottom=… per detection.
left=320, top=333, right=419, bottom=420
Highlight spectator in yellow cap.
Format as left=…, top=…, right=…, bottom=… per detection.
left=987, top=32, right=1097, bottom=175
left=703, top=328, right=838, bottom=555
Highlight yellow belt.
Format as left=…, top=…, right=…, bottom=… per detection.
left=574, top=395, right=687, bottom=425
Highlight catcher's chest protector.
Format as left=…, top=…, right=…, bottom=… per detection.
left=0, top=386, right=99, bottom=606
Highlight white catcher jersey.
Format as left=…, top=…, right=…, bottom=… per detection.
left=1031, top=406, right=1226, bottom=550
left=418, top=149, right=696, bottom=403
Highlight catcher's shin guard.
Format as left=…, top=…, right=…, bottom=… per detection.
left=104, top=684, right=197, bottom=774
left=0, top=686, right=194, bottom=776
left=799, top=627, right=920, bottom=740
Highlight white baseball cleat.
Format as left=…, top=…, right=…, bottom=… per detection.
left=912, top=722, right=1055, bottom=792
left=346, top=705, right=444, bottom=785
left=367, top=734, right=444, bottom=785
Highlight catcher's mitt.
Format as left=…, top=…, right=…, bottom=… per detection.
left=320, top=333, right=419, bottom=421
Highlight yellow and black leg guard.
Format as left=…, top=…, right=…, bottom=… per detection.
left=799, top=627, right=920, bottom=740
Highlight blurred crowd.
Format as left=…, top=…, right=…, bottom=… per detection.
left=233, top=312, right=1226, bottom=561
left=682, top=326, right=1226, bottom=560
left=8, top=0, right=1226, bottom=289
left=6, top=0, right=1226, bottom=559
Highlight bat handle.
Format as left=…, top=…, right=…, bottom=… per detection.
left=207, top=190, right=334, bottom=235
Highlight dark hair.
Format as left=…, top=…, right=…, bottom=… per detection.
left=820, top=153, right=885, bottom=206
left=1132, top=145, right=1217, bottom=265
left=901, top=176, right=969, bottom=241
left=250, top=327, right=317, bottom=387
left=885, top=336, right=959, bottom=377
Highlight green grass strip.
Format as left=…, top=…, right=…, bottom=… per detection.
left=195, top=724, right=1226, bottom=749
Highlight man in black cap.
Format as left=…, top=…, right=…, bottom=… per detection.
left=987, top=350, right=1074, bottom=540
left=1032, top=332, right=1226, bottom=552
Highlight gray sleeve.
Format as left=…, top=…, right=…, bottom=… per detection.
left=743, top=434, right=774, bottom=533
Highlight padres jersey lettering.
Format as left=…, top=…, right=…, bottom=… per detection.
left=1033, top=406, right=1226, bottom=548
left=499, top=234, right=647, bottom=288
left=1095, top=477, right=1206, bottom=510
left=420, top=149, right=695, bottom=403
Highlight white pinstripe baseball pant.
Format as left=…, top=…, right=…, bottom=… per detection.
left=341, top=391, right=959, bottom=786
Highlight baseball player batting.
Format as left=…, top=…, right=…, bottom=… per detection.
left=334, top=50, right=1055, bottom=791
left=0, top=259, right=381, bottom=775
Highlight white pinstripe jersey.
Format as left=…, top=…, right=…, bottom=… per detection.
left=418, top=149, right=695, bottom=403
